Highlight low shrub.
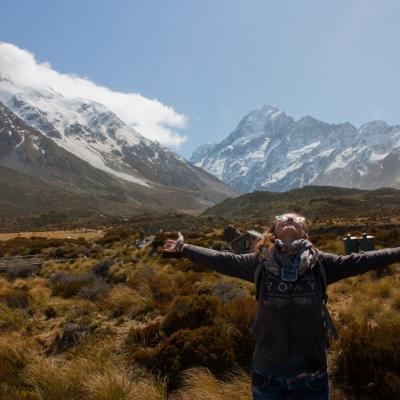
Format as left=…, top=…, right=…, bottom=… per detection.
left=223, top=296, right=256, bottom=368
left=162, top=295, right=219, bottom=336
left=92, top=257, right=118, bottom=278
left=50, top=244, right=89, bottom=259
left=96, top=229, right=130, bottom=246
left=210, top=280, right=248, bottom=303
left=124, top=319, right=163, bottom=348
left=333, top=320, right=400, bottom=399
left=0, top=287, right=30, bottom=309
left=132, top=325, right=236, bottom=389
left=50, top=272, right=96, bottom=298
left=0, top=236, right=89, bottom=258
left=6, top=263, right=41, bottom=280
left=78, top=279, right=110, bottom=302
left=127, top=266, right=178, bottom=307
left=173, top=258, right=208, bottom=273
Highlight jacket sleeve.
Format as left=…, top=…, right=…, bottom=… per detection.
left=318, top=247, right=400, bottom=285
left=180, top=244, right=258, bottom=283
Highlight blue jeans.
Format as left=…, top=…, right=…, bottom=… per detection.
left=251, top=366, right=329, bottom=400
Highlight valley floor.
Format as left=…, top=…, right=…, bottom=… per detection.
left=0, top=215, right=398, bottom=399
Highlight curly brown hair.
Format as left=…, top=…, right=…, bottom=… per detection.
left=252, top=212, right=309, bottom=255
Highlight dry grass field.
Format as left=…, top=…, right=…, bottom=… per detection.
left=0, top=229, right=103, bottom=242
left=0, top=217, right=398, bottom=399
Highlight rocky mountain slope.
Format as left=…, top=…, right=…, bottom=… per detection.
left=0, top=75, right=237, bottom=211
left=191, top=104, right=400, bottom=192
left=0, top=101, right=237, bottom=215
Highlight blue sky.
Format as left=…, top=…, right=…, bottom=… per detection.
left=1, top=0, right=400, bottom=159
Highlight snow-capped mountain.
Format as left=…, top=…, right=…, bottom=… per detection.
left=0, top=100, right=238, bottom=213
left=0, top=75, right=237, bottom=209
left=0, top=100, right=134, bottom=196
left=190, top=104, right=400, bottom=192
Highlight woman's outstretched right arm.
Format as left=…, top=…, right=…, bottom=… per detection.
left=162, top=233, right=258, bottom=283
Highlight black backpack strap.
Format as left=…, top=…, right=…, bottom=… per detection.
left=316, top=258, right=339, bottom=340
left=254, top=261, right=265, bottom=301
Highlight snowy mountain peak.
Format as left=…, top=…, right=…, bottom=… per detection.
left=359, top=120, right=389, bottom=135
left=239, top=104, right=290, bottom=128
left=259, top=103, right=284, bottom=116
left=297, top=115, right=324, bottom=125
left=191, top=105, right=400, bottom=193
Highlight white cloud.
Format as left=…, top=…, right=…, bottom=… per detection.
left=0, top=42, right=188, bottom=147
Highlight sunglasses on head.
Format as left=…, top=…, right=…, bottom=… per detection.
left=275, top=214, right=305, bottom=223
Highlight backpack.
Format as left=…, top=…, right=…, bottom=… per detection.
left=253, top=257, right=339, bottom=343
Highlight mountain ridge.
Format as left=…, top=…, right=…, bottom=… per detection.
left=0, top=76, right=238, bottom=210
left=0, top=101, right=238, bottom=216
left=191, top=104, right=400, bottom=193
left=202, top=185, right=400, bottom=221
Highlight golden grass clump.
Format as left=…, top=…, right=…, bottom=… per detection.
left=82, top=368, right=166, bottom=400
left=0, top=302, right=27, bottom=331
left=23, top=277, right=53, bottom=311
left=39, top=258, right=95, bottom=278
left=170, top=367, right=251, bottom=400
left=0, top=286, right=31, bottom=309
left=23, top=354, right=166, bottom=400
left=0, top=334, right=30, bottom=387
left=24, top=357, right=84, bottom=400
left=100, top=285, right=150, bottom=318
left=364, top=279, right=393, bottom=300
left=336, top=308, right=355, bottom=326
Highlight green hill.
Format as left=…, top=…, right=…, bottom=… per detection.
left=202, top=185, right=400, bottom=221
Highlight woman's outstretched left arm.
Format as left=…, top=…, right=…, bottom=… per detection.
left=318, top=247, right=400, bottom=285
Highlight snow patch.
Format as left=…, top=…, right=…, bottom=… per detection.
left=369, top=151, right=389, bottom=162
left=287, top=141, right=320, bottom=161
left=261, top=162, right=302, bottom=184
left=270, top=110, right=283, bottom=120
left=325, top=147, right=363, bottom=172
left=245, top=138, right=270, bottom=160
left=208, top=157, right=226, bottom=179
left=54, top=137, right=152, bottom=187
left=15, top=134, right=25, bottom=148
left=313, top=148, right=335, bottom=158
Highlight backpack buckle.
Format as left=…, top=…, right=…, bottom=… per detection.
left=281, top=267, right=298, bottom=282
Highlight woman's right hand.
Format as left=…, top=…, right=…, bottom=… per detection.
left=162, top=232, right=185, bottom=253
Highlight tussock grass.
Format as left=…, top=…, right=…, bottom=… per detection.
left=83, top=368, right=166, bottom=400
left=0, top=220, right=399, bottom=399
left=0, top=302, right=27, bottom=331
left=23, top=353, right=166, bottom=400
left=100, top=286, right=150, bottom=318
left=170, top=367, right=251, bottom=400
left=24, top=357, right=84, bottom=400
left=0, top=334, right=30, bottom=387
